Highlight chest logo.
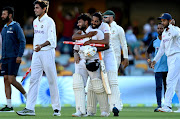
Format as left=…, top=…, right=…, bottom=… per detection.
left=112, top=30, right=115, bottom=34
left=168, top=33, right=171, bottom=36
left=41, top=25, right=43, bottom=28
left=9, top=27, right=13, bottom=30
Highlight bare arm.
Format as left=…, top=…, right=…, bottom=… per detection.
left=35, top=41, right=50, bottom=52
left=72, top=30, right=97, bottom=41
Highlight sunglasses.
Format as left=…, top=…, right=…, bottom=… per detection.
left=103, top=15, right=113, bottom=19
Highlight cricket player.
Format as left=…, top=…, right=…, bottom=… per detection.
left=0, top=6, right=27, bottom=112
left=146, top=23, right=167, bottom=112
left=102, top=10, right=129, bottom=69
left=151, top=13, right=180, bottom=112
left=73, top=12, right=121, bottom=116
left=72, top=13, right=110, bottom=117
left=16, top=0, right=61, bottom=116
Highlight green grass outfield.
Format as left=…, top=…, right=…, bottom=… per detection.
left=1, top=107, right=180, bottom=119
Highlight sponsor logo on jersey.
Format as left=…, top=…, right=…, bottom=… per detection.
left=34, top=30, right=44, bottom=34
left=163, top=38, right=170, bottom=43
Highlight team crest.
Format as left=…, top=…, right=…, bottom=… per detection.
left=168, top=33, right=171, bottom=36
left=41, top=25, right=43, bottom=28
left=9, top=27, right=13, bottom=30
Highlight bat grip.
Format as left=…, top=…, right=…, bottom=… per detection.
left=98, top=52, right=102, bottom=60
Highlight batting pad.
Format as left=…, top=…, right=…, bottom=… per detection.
left=107, top=71, right=123, bottom=111
left=73, top=73, right=86, bottom=114
left=87, top=80, right=97, bottom=114
left=91, top=78, right=110, bottom=113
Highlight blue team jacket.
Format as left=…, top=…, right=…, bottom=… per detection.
left=1, top=21, right=26, bottom=61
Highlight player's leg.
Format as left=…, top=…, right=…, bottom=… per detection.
left=158, top=55, right=180, bottom=112
left=41, top=49, right=61, bottom=116
left=154, top=72, right=163, bottom=112
left=72, top=59, right=88, bottom=117
left=174, top=73, right=180, bottom=112
left=16, top=52, right=43, bottom=116
left=86, top=79, right=97, bottom=116
left=88, top=68, right=110, bottom=117
left=0, top=75, right=14, bottom=112
left=162, top=72, right=167, bottom=95
left=107, top=71, right=122, bottom=116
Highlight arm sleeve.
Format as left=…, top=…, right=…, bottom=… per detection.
left=47, top=20, right=56, bottom=48
left=102, top=23, right=111, bottom=34
left=153, top=39, right=165, bottom=62
left=16, top=24, right=26, bottom=57
left=169, top=24, right=180, bottom=38
left=147, top=39, right=155, bottom=53
left=118, top=26, right=128, bottom=58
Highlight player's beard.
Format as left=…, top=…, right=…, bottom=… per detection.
left=2, top=16, right=10, bottom=24
left=79, top=24, right=86, bottom=30
left=164, top=22, right=169, bottom=28
left=91, top=23, right=100, bottom=29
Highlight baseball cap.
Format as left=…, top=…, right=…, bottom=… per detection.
left=158, top=13, right=172, bottom=20
left=103, top=10, right=115, bottom=18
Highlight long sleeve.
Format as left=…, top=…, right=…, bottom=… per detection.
left=118, top=26, right=128, bottom=58
left=16, top=24, right=26, bottom=57
left=153, top=39, right=165, bottom=62
left=47, top=20, right=56, bottom=48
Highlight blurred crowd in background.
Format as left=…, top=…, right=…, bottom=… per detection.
left=0, top=0, right=180, bottom=76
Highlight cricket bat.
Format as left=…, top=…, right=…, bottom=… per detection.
left=98, top=52, right=111, bottom=95
left=21, top=67, right=31, bottom=82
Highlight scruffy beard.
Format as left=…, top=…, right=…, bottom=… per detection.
left=79, top=25, right=86, bottom=30
left=2, top=16, right=10, bottom=24
left=91, top=23, right=100, bottom=29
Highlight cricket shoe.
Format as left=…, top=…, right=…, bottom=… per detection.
left=72, top=110, right=84, bottom=117
left=0, top=105, right=14, bottom=112
left=83, top=111, right=95, bottom=117
left=112, top=107, right=119, bottom=116
left=158, top=106, right=172, bottom=112
left=101, top=112, right=110, bottom=117
left=174, top=108, right=180, bottom=113
left=16, top=108, right=35, bottom=116
left=53, top=109, right=61, bottom=116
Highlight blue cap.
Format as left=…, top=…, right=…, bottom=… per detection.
left=158, top=13, right=172, bottom=20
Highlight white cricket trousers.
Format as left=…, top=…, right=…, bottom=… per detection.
left=164, top=53, right=180, bottom=107
left=26, top=49, right=61, bottom=111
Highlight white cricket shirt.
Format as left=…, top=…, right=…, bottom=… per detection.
left=110, top=21, right=128, bottom=58
left=33, top=13, right=56, bottom=50
left=154, top=24, right=180, bottom=62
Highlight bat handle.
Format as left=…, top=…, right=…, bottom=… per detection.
left=98, top=52, right=103, bottom=60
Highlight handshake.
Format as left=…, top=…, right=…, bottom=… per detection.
left=147, top=59, right=156, bottom=69
left=83, top=45, right=97, bottom=57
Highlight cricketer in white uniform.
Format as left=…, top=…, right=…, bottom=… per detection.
left=72, top=14, right=109, bottom=117
left=103, top=10, right=129, bottom=69
left=152, top=13, right=180, bottom=112
left=83, top=12, right=122, bottom=116
left=16, top=0, right=61, bottom=116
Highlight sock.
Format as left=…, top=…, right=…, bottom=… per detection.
left=7, top=99, right=11, bottom=108
left=23, top=93, right=27, bottom=99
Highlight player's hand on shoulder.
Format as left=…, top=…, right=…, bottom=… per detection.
left=35, top=45, right=42, bottom=52
left=170, top=19, right=175, bottom=25
left=86, top=31, right=97, bottom=37
left=16, top=57, right=22, bottom=64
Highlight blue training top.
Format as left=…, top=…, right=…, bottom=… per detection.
left=1, top=21, right=26, bottom=61
left=147, top=36, right=168, bottom=72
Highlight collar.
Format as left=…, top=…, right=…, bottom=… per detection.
left=110, top=21, right=117, bottom=27
left=38, top=13, right=48, bottom=22
left=4, top=21, right=16, bottom=28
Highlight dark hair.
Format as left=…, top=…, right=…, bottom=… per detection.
left=158, top=22, right=163, bottom=25
left=77, top=13, right=92, bottom=26
left=2, top=6, right=14, bottom=18
left=92, top=12, right=102, bottom=21
left=33, top=0, right=49, bottom=13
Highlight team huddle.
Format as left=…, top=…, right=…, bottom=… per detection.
left=0, top=0, right=180, bottom=117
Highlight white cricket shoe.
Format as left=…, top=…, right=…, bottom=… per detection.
left=72, top=110, right=83, bottom=117
left=101, top=111, right=110, bottom=117
left=174, top=108, right=180, bottom=113
left=53, top=109, right=61, bottom=116
left=158, top=106, right=172, bottom=112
